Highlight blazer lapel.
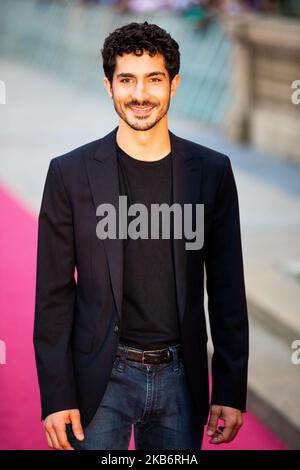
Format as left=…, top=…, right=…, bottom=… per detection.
left=85, top=126, right=124, bottom=324
left=169, top=130, right=203, bottom=324
left=85, top=126, right=202, bottom=327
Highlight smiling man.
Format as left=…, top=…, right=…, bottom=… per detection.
left=34, top=21, right=249, bottom=451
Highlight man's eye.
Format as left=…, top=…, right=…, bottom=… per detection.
left=120, top=78, right=161, bottom=83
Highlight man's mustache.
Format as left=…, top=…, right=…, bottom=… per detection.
left=125, top=102, right=157, bottom=107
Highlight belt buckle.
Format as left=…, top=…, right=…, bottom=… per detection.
left=141, top=348, right=170, bottom=367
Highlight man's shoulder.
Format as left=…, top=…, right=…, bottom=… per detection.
left=177, top=134, right=230, bottom=170
left=50, top=136, right=103, bottom=171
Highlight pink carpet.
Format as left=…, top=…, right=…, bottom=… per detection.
left=0, top=185, right=288, bottom=450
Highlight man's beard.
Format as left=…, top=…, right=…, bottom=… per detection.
left=112, top=95, right=171, bottom=131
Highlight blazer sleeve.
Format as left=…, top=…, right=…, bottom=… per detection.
left=204, top=156, right=249, bottom=412
left=33, top=158, right=79, bottom=420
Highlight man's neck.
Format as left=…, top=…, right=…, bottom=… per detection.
left=116, top=120, right=171, bottom=162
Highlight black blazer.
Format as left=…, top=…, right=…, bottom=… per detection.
left=33, top=126, right=249, bottom=428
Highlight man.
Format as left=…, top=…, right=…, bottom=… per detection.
left=33, top=21, right=249, bottom=451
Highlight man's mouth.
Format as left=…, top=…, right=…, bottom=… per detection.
left=128, top=105, right=155, bottom=115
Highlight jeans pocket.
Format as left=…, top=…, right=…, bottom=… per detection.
left=172, top=357, right=186, bottom=375
left=112, top=356, right=126, bottom=373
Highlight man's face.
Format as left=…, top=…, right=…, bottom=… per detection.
left=104, top=51, right=180, bottom=131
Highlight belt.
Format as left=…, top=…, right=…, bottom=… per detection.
left=116, top=343, right=182, bottom=366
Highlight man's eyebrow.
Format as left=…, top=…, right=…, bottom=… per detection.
left=116, top=71, right=166, bottom=78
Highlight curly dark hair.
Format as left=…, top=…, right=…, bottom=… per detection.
left=101, top=21, right=180, bottom=84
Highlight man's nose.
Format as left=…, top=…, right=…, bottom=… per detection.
left=131, top=82, right=149, bottom=102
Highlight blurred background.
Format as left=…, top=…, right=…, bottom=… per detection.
left=0, top=0, right=300, bottom=450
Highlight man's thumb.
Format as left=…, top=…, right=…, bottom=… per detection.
left=70, top=410, right=85, bottom=441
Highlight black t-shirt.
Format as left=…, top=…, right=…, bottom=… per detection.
left=116, top=141, right=181, bottom=350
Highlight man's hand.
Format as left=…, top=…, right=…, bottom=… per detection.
left=43, top=409, right=85, bottom=450
left=207, top=405, right=243, bottom=445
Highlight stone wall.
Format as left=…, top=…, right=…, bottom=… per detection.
left=225, top=15, right=300, bottom=164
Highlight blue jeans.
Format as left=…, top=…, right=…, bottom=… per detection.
left=66, top=343, right=204, bottom=450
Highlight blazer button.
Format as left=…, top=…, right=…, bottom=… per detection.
left=114, top=324, right=119, bottom=334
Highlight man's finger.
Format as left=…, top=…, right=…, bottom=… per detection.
left=56, top=426, right=74, bottom=450
left=209, top=428, right=225, bottom=444
left=70, top=412, right=85, bottom=441
left=207, top=406, right=221, bottom=436
left=227, top=421, right=243, bottom=443
left=211, top=421, right=237, bottom=444
left=222, top=420, right=238, bottom=442
left=48, top=428, right=64, bottom=450
left=45, top=430, right=54, bottom=449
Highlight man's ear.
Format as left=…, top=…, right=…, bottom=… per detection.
left=170, top=74, right=180, bottom=98
left=103, top=77, right=113, bottom=98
